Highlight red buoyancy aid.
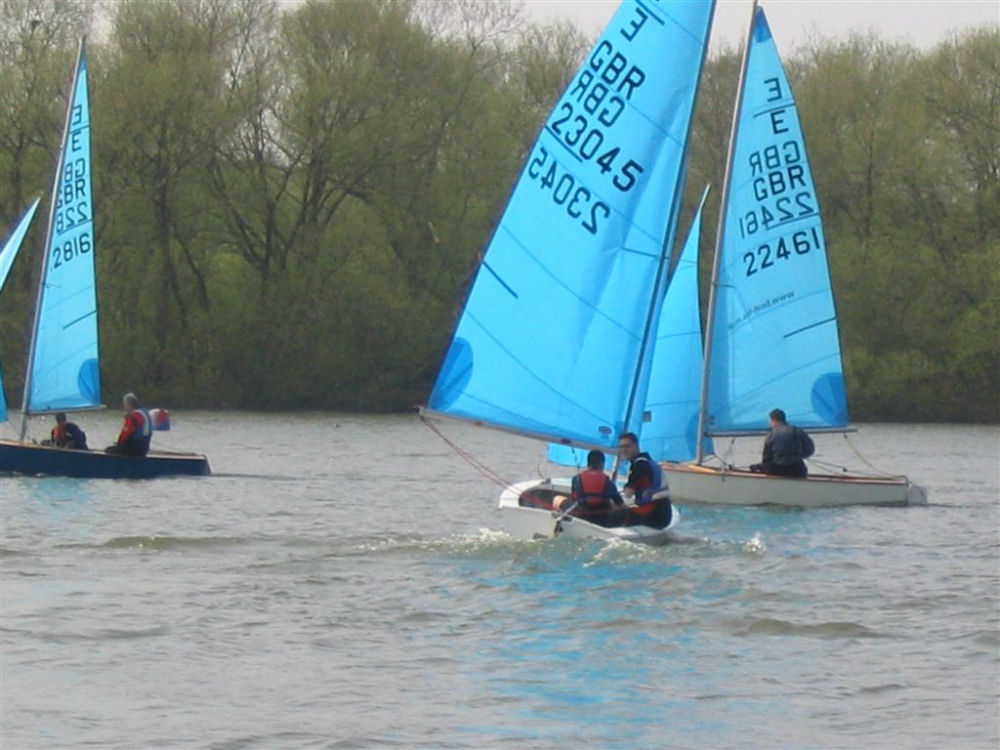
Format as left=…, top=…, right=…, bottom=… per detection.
left=576, top=469, right=612, bottom=509
left=119, top=409, right=152, bottom=448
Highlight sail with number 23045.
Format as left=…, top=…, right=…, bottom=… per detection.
left=426, top=0, right=716, bottom=456
left=423, top=0, right=717, bottom=543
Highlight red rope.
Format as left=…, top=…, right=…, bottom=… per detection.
left=419, top=416, right=558, bottom=511
left=419, top=415, right=511, bottom=488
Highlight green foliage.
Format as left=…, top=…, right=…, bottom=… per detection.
left=0, top=4, right=995, bottom=421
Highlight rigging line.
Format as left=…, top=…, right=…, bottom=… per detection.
left=806, top=457, right=857, bottom=475
left=418, top=416, right=557, bottom=511
left=807, top=457, right=895, bottom=480
left=418, top=415, right=509, bottom=489
left=840, top=432, right=906, bottom=479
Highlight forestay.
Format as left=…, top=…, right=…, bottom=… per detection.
left=24, top=40, right=100, bottom=415
left=705, top=9, right=847, bottom=435
left=429, top=0, right=716, bottom=450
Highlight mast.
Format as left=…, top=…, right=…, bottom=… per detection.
left=694, top=0, right=759, bottom=464
left=20, top=37, right=87, bottom=441
left=621, top=0, right=719, bottom=448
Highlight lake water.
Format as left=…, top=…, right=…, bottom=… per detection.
left=1, top=414, right=997, bottom=749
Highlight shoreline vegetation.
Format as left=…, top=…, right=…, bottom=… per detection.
left=1, top=1, right=996, bottom=422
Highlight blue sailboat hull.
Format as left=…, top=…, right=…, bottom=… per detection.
left=0, top=439, right=209, bottom=478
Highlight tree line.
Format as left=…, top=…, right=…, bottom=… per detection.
left=1, top=0, right=996, bottom=422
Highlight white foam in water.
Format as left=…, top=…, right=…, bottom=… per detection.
left=475, top=528, right=512, bottom=544
left=744, top=533, right=766, bottom=554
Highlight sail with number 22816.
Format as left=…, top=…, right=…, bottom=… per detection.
left=0, top=38, right=209, bottom=479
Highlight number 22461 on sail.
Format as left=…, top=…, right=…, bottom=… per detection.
left=742, top=227, right=821, bottom=277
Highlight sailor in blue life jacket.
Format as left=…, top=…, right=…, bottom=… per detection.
left=750, top=408, right=815, bottom=478
left=105, top=392, right=152, bottom=456
left=568, top=450, right=624, bottom=526
left=617, top=432, right=672, bottom=529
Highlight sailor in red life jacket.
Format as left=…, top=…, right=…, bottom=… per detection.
left=618, top=432, right=672, bottom=529
left=105, top=392, right=152, bottom=456
left=568, top=449, right=624, bottom=526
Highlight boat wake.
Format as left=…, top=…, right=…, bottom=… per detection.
left=731, top=617, right=891, bottom=640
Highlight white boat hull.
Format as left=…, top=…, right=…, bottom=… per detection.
left=498, top=479, right=680, bottom=545
left=663, top=462, right=926, bottom=507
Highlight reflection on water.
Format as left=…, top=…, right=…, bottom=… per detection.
left=1, top=416, right=997, bottom=749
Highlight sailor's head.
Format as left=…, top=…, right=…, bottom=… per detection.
left=618, top=432, right=640, bottom=461
left=586, top=449, right=605, bottom=470
left=769, top=408, right=787, bottom=425
left=123, top=393, right=139, bottom=411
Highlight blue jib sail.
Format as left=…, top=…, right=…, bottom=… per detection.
left=429, top=0, right=716, bottom=450
left=0, top=198, right=38, bottom=288
left=706, top=8, right=848, bottom=433
left=547, top=186, right=713, bottom=466
left=642, top=186, right=714, bottom=459
left=25, top=41, right=101, bottom=414
left=0, top=198, right=41, bottom=421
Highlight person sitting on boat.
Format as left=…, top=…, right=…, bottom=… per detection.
left=617, top=432, right=672, bottom=528
left=105, top=393, right=152, bottom=457
left=750, top=408, right=814, bottom=478
left=568, top=450, right=624, bottom=525
left=46, top=412, right=88, bottom=450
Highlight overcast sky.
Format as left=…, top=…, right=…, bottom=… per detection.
left=520, top=0, right=999, bottom=53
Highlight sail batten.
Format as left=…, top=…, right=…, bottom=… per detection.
left=429, top=0, right=717, bottom=450
left=21, top=38, right=101, bottom=422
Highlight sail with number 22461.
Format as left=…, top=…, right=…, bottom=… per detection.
left=662, top=3, right=925, bottom=507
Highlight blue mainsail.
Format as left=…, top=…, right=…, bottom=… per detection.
left=642, top=186, right=714, bottom=459
left=705, top=8, right=847, bottom=434
left=23, top=40, right=101, bottom=415
left=0, top=198, right=41, bottom=421
left=429, top=0, right=716, bottom=450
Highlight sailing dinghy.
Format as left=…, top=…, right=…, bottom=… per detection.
left=422, top=0, right=717, bottom=543
left=662, top=4, right=924, bottom=507
left=0, top=39, right=209, bottom=479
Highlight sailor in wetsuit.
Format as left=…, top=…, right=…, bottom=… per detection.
left=48, top=412, right=88, bottom=449
left=751, top=408, right=815, bottom=478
